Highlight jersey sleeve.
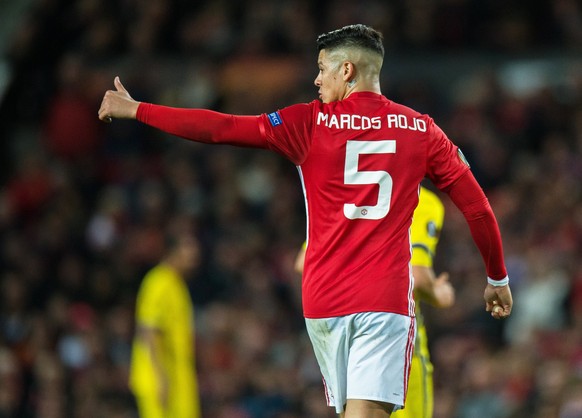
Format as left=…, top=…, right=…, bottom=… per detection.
left=425, top=119, right=471, bottom=191
left=136, top=102, right=313, bottom=164
left=446, top=171, right=508, bottom=281
left=137, top=103, right=268, bottom=148
left=410, top=188, right=445, bottom=268
left=258, top=102, right=314, bottom=165
left=424, top=120, right=507, bottom=282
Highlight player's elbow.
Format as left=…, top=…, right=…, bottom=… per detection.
left=461, top=196, right=494, bottom=222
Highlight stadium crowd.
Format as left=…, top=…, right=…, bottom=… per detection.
left=1, top=0, right=582, bottom=417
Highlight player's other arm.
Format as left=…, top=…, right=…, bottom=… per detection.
left=445, top=171, right=513, bottom=319
left=99, top=77, right=266, bottom=148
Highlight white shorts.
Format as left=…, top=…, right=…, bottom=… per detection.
left=305, top=312, right=415, bottom=414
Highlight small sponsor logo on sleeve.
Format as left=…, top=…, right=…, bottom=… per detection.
left=267, top=111, right=282, bottom=127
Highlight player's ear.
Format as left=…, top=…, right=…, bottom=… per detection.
left=342, top=61, right=356, bottom=83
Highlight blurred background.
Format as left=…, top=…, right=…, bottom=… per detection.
left=1, top=0, right=582, bottom=417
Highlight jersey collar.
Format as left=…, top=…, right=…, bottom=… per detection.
left=345, top=91, right=388, bottom=102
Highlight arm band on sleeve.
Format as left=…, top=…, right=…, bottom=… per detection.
left=136, top=103, right=267, bottom=148
left=488, top=276, right=509, bottom=286
left=446, top=171, right=508, bottom=280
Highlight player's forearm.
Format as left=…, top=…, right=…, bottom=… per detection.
left=447, top=172, right=508, bottom=281
left=137, top=103, right=267, bottom=147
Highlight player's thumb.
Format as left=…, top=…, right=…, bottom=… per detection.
left=114, top=76, right=127, bottom=92
left=436, top=272, right=450, bottom=283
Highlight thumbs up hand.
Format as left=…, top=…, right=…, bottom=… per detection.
left=98, top=76, right=140, bottom=123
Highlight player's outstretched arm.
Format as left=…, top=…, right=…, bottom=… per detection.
left=98, top=76, right=140, bottom=122
left=98, top=77, right=269, bottom=149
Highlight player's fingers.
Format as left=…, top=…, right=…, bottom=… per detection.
left=98, top=105, right=112, bottom=123
left=490, top=300, right=509, bottom=319
left=501, top=303, right=512, bottom=316
left=114, top=76, right=127, bottom=93
left=485, top=299, right=498, bottom=312
left=98, top=111, right=112, bottom=123
left=98, top=92, right=115, bottom=122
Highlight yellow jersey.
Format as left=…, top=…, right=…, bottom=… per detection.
left=129, top=263, right=201, bottom=418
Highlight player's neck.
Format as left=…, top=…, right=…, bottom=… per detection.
left=344, top=79, right=381, bottom=99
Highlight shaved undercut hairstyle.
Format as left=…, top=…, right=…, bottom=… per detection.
left=316, top=24, right=384, bottom=58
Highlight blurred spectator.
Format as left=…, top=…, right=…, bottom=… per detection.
left=41, top=53, right=103, bottom=161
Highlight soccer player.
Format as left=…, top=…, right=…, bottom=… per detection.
left=294, top=186, right=453, bottom=418
left=100, top=24, right=512, bottom=418
left=129, top=231, right=202, bottom=418
left=393, top=186, right=452, bottom=418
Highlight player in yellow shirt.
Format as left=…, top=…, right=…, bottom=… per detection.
left=392, top=186, right=454, bottom=418
left=129, top=231, right=202, bottom=418
left=294, top=186, right=454, bottom=418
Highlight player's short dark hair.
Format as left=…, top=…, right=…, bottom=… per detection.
left=164, top=232, right=182, bottom=254
left=316, top=24, right=384, bottom=58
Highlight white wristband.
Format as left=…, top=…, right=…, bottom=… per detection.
left=487, top=276, right=509, bottom=287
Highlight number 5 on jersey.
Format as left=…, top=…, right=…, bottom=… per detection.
left=344, top=140, right=395, bottom=220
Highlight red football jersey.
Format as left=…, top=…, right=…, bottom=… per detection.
left=258, top=92, right=470, bottom=318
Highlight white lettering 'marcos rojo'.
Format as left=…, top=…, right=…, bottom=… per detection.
left=386, top=114, right=427, bottom=132
left=316, top=112, right=382, bottom=130
left=316, top=112, right=427, bottom=132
